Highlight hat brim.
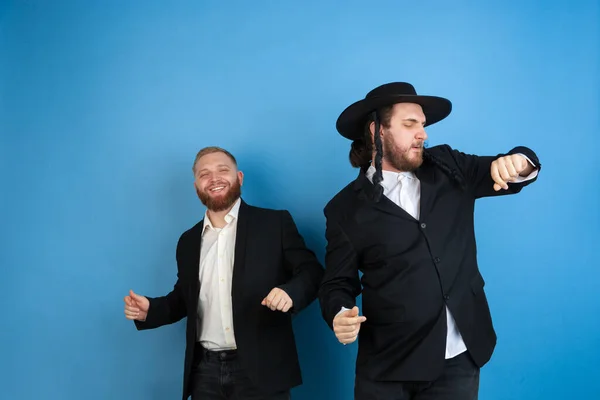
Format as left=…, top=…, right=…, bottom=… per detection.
left=336, top=94, right=452, bottom=140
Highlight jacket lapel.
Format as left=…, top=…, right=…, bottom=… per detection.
left=231, top=199, right=249, bottom=304
left=353, top=169, right=414, bottom=221
left=190, top=222, right=203, bottom=307
left=415, top=160, right=436, bottom=223
left=354, top=162, right=437, bottom=223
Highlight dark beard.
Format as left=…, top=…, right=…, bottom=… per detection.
left=383, top=134, right=424, bottom=171
left=196, top=178, right=242, bottom=212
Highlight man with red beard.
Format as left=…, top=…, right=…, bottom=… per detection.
left=318, top=82, right=541, bottom=399
left=123, top=146, right=324, bottom=400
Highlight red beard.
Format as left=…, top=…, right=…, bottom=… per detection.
left=383, top=135, right=424, bottom=171
left=196, top=178, right=242, bottom=212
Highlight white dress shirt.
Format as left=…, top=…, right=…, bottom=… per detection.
left=196, top=198, right=241, bottom=350
left=353, top=155, right=538, bottom=359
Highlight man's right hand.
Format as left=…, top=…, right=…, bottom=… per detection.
left=333, top=306, right=366, bottom=345
left=124, top=290, right=149, bottom=322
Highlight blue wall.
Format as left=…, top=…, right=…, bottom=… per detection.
left=1, top=1, right=598, bottom=399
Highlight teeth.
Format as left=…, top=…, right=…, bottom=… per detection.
left=210, top=186, right=225, bottom=192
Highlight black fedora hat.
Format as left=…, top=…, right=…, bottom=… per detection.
left=336, top=82, right=452, bottom=140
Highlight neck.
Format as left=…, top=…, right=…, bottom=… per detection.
left=371, top=159, right=404, bottom=173
left=206, top=201, right=237, bottom=228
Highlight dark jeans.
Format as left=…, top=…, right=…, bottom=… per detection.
left=191, top=344, right=291, bottom=400
left=355, top=351, right=480, bottom=400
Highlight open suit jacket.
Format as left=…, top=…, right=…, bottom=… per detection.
left=134, top=200, right=324, bottom=400
left=318, top=144, right=541, bottom=383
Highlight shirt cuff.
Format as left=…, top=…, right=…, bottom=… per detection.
left=336, top=306, right=351, bottom=317
left=512, top=153, right=539, bottom=182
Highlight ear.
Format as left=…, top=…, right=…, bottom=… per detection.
left=238, top=170, right=244, bottom=186
left=369, top=121, right=383, bottom=141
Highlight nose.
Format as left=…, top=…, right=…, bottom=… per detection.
left=208, top=175, right=227, bottom=186
left=206, top=173, right=220, bottom=184
left=416, top=128, right=428, bottom=141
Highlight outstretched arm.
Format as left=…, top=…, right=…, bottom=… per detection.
left=134, top=279, right=187, bottom=330
left=133, top=236, right=188, bottom=330
left=444, top=145, right=541, bottom=199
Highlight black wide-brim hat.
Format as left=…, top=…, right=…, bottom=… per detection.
left=336, top=82, right=452, bottom=140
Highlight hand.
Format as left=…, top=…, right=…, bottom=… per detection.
left=490, top=154, right=533, bottom=191
left=333, top=306, right=366, bottom=345
left=124, top=290, right=149, bottom=321
left=261, top=288, right=293, bottom=312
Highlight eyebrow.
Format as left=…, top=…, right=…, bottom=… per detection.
left=197, top=164, right=231, bottom=174
left=402, top=118, right=426, bottom=126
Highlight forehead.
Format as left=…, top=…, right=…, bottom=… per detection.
left=196, top=152, right=236, bottom=170
left=390, top=103, right=426, bottom=121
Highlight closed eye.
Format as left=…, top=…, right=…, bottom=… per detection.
left=402, top=118, right=426, bottom=127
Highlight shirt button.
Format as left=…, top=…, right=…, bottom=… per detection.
left=420, top=223, right=427, bottom=229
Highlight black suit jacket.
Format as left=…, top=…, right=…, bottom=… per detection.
left=319, top=144, right=541, bottom=382
left=135, top=200, right=324, bottom=400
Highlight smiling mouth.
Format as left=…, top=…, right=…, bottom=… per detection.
left=209, top=186, right=226, bottom=193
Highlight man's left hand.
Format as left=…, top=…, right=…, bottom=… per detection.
left=261, top=288, right=293, bottom=312
left=491, top=154, right=535, bottom=191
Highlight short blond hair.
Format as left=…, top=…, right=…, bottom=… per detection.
left=192, top=146, right=238, bottom=175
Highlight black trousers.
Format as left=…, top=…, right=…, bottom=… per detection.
left=355, top=351, right=480, bottom=400
left=190, top=344, right=291, bottom=400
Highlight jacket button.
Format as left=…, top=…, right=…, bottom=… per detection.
left=420, top=223, right=427, bottom=228
left=434, top=257, right=441, bottom=263
left=444, top=295, right=450, bottom=300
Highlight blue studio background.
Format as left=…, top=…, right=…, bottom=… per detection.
left=1, top=1, right=598, bottom=399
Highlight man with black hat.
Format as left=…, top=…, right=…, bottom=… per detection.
left=318, top=82, right=540, bottom=399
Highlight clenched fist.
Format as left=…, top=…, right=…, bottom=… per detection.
left=333, top=306, right=366, bottom=345
left=123, top=290, right=149, bottom=321
left=261, top=287, right=293, bottom=312
left=491, top=154, right=534, bottom=191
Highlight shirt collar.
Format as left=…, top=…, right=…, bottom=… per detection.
left=365, top=165, right=416, bottom=188
left=202, top=197, right=242, bottom=233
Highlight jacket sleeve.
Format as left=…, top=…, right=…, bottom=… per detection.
left=318, top=210, right=361, bottom=330
left=277, top=210, right=325, bottom=314
left=134, top=234, right=188, bottom=330
left=443, top=145, right=541, bottom=199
